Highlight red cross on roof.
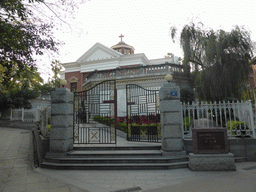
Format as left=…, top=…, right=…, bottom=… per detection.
left=119, top=34, right=124, bottom=41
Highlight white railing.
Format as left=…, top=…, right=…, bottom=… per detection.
left=10, top=106, right=51, bottom=137
left=182, top=101, right=256, bottom=138
left=10, top=108, right=40, bottom=122
left=84, top=63, right=184, bottom=84
left=38, top=106, right=51, bottom=137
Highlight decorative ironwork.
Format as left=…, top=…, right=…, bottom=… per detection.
left=89, top=129, right=100, bottom=143
left=74, top=124, right=79, bottom=143
left=73, top=80, right=117, bottom=144
left=126, top=84, right=160, bottom=142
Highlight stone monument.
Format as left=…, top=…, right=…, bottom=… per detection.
left=189, top=127, right=236, bottom=171
left=49, top=81, right=74, bottom=153
left=159, top=74, right=186, bottom=156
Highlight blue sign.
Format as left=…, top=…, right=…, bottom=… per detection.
left=170, top=90, right=178, bottom=96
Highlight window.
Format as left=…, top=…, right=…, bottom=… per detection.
left=70, top=82, right=77, bottom=92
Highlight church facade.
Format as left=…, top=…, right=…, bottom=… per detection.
left=61, top=37, right=180, bottom=92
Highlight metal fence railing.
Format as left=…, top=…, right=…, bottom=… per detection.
left=182, top=101, right=256, bottom=138
left=10, top=100, right=256, bottom=139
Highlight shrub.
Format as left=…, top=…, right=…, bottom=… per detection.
left=35, top=120, right=41, bottom=128
left=226, top=120, right=249, bottom=136
left=93, top=115, right=114, bottom=126
left=118, top=117, right=125, bottom=123
left=93, top=115, right=161, bottom=134
left=183, top=116, right=191, bottom=131
left=117, top=122, right=127, bottom=133
left=47, top=124, right=51, bottom=132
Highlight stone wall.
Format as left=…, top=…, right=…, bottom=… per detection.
left=0, top=120, right=36, bottom=130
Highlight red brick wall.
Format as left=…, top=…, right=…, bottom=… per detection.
left=65, top=71, right=81, bottom=91
left=65, top=71, right=91, bottom=91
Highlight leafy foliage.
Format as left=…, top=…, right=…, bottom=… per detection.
left=0, top=0, right=59, bottom=89
left=171, top=23, right=255, bottom=101
left=93, top=115, right=114, bottom=126
left=0, top=0, right=58, bottom=114
left=0, top=65, right=44, bottom=115
left=92, top=115, right=161, bottom=134
left=226, top=120, right=249, bottom=136
left=129, top=114, right=160, bottom=125
left=117, top=122, right=127, bottom=133
left=180, top=88, right=195, bottom=104
left=49, top=60, right=62, bottom=88
left=0, top=0, right=84, bottom=117
left=183, top=116, right=191, bottom=131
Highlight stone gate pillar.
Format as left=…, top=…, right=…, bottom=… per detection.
left=50, top=88, right=73, bottom=153
left=160, top=75, right=185, bottom=155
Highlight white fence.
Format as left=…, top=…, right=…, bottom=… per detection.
left=10, top=106, right=51, bottom=137
left=10, top=100, right=256, bottom=139
left=38, top=106, right=51, bottom=137
left=182, top=101, right=256, bottom=138
left=10, top=108, right=40, bottom=122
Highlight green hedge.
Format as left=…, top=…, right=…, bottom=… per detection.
left=93, top=115, right=113, bottom=126
left=93, top=115, right=127, bottom=133
left=92, top=116, right=161, bottom=134
left=226, top=120, right=249, bottom=136
left=117, top=122, right=127, bottom=133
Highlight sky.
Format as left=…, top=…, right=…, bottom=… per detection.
left=37, top=0, right=256, bottom=81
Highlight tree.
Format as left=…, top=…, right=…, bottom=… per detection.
left=0, top=0, right=59, bottom=89
left=0, top=66, right=43, bottom=115
left=50, top=60, right=62, bottom=88
left=171, top=23, right=255, bottom=101
left=180, top=88, right=195, bottom=104
left=33, top=60, right=63, bottom=97
left=0, top=0, right=82, bottom=116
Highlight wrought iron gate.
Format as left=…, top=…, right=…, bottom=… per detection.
left=126, top=84, right=160, bottom=142
left=73, top=80, right=117, bottom=144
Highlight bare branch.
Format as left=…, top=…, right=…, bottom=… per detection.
left=41, top=1, right=71, bottom=27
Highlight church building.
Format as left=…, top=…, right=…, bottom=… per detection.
left=61, top=35, right=179, bottom=92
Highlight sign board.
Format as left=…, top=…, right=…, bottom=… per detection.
left=170, top=90, right=178, bottom=96
left=192, top=128, right=229, bottom=154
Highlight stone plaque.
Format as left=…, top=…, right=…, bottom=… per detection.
left=192, top=128, right=229, bottom=154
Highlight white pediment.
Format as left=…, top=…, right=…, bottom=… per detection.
left=68, top=76, right=79, bottom=83
left=86, top=49, right=113, bottom=61
left=76, top=43, right=123, bottom=63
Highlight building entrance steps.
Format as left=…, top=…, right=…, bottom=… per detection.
left=43, top=132, right=248, bottom=170
left=41, top=153, right=189, bottom=170
left=42, top=134, right=190, bottom=170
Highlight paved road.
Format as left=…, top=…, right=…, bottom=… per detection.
left=36, top=162, right=256, bottom=192
left=1, top=127, right=256, bottom=192
left=0, top=127, right=87, bottom=192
